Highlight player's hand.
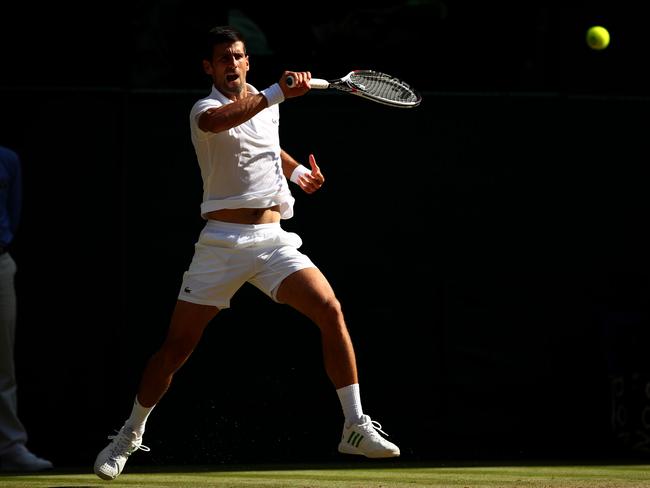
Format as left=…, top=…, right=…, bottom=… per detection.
left=297, top=154, right=324, bottom=194
left=280, top=71, right=311, bottom=98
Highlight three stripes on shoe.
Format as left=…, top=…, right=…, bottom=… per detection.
left=346, top=431, right=364, bottom=448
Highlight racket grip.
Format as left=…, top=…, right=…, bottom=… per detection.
left=286, top=75, right=329, bottom=89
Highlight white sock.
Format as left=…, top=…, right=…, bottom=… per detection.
left=336, top=383, right=364, bottom=425
left=125, top=397, right=154, bottom=436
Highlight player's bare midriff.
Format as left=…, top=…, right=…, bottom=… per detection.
left=206, top=205, right=281, bottom=224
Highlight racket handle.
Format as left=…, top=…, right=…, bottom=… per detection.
left=286, top=75, right=329, bottom=89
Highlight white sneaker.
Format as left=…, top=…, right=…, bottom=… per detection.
left=94, top=425, right=150, bottom=480
left=0, top=444, right=53, bottom=472
left=338, top=414, right=400, bottom=458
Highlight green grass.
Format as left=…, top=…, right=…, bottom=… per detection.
left=1, top=462, right=649, bottom=487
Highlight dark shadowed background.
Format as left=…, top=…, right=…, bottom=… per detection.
left=1, top=1, right=649, bottom=468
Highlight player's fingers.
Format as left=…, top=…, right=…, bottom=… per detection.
left=298, top=175, right=315, bottom=194
left=294, top=72, right=305, bottom=86
left=308, top=154, right=324, bottom=183
left=308, top=153, right=319, bottom=172
left=299, top=174, right=322, bottom=194
left=296, top=72, right=312, bottom=88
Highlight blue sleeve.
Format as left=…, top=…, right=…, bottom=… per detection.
left=0, top=146, right=22, bottom=246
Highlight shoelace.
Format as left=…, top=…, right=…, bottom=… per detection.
left=108, top=430, right=151, bottom=456
left=359, top=418, right=390, bottom=437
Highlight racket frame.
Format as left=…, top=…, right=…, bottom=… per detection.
left=287, top=70, right=421, bottom=108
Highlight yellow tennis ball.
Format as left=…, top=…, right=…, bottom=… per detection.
left=586, top=26, right=610, bottom=50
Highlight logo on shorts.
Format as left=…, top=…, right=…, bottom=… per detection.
left=184, top=287, right=192, bottom=293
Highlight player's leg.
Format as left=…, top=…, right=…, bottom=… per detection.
left=94, top=300, right=219, bottom=480
left=275, top=267, right=400, bottom=458
left=137, top=300, right=219, bottom=409
left=95, top=219, right=254, bottom=479
left=276, top=267, right=357, bottom=388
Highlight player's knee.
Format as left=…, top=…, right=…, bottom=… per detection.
left=314, top=297, right=344, bottom=329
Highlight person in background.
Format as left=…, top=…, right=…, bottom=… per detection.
left=0, top=145, right=53, bottom=472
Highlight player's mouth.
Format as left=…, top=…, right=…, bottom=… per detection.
left=226, top=73, right=239, bottom=83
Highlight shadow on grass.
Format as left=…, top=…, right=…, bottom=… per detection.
left=11, top=455, right=647, bottom=477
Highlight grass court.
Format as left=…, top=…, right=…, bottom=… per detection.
left=2, top=460, right=649, bottom=487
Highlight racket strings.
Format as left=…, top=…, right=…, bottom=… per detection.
left=350, top=72, right=419, bottom=104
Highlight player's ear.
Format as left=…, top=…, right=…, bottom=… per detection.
left=245, top=55, right=250, bottom=72
left=202, top=60, right=213, bottom=75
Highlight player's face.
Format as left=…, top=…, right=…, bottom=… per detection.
left=204, top=41, right=249, bottom=98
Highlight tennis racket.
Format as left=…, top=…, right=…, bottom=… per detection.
left=286, top=70, right=422, bottom=109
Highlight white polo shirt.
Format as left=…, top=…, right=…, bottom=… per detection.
left=189, top=84, right=294, bottom=219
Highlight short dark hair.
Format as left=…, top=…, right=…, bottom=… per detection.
left=203, top=26, right=246, bottom=61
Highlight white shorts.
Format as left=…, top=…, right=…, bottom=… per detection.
left=178, top=220, right=316, bottom=309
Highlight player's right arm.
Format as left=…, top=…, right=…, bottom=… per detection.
left=198, top=71, right=312, bottom=134
left=198, top=94, right=268, bottom=134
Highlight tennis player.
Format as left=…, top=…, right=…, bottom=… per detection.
left=94, top=25, right=399, bottom=481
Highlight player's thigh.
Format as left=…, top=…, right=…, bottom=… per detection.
left=164, top=299, right=220, bottom=346
left=276, top=267, right=338, bottom=319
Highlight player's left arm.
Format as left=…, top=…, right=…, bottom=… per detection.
left=281, top=150, right=324, bottom=194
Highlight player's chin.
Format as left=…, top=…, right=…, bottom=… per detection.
left=223, top=81, right=244, bottom=94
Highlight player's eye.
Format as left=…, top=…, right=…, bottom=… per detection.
left=218, top=53, right=245, bottom=63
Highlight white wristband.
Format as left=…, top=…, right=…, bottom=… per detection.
left=290, top=165, right=310, bottom=184
left=261, top=83, right=285, bottom=106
